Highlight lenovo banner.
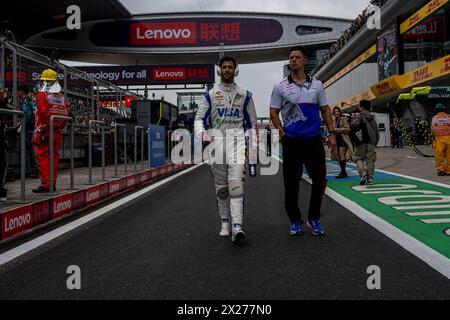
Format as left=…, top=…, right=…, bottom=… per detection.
left=2, top=205, right=33, bottom=240
left=52, top=193, right=73, bottom=219
left=90, top=18, right=283, bottom=48
left=33, top=200, right=51, bottom=227
left=74, top=64, right=214, bottom=85
left=109, top=179, right=122, bottom=196
left=86, top=186, right=101, bottom=206
left=131, top=22, right=197, bottom=45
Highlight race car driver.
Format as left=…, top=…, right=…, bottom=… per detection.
left=194, top=56, right=257, bottom=244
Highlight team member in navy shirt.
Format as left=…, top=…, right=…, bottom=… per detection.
left=270, top=46, right=336, bottom=236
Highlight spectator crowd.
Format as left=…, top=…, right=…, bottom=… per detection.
left=312, top=0, right=389, bottom=75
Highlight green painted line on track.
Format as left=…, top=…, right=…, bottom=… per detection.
left=326, top=161, right=450, bottom=259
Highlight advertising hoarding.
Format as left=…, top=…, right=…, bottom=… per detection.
left=377, top=23, right=399, bottom=80
left=149, top=125, right=166, bottom=168
left=89, top=18, right=283, bottom=48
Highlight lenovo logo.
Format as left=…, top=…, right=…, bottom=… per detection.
left=54, top=199, right=72, bottom=215
left=87, top=191, right=100, bottom=202
left=110, top=182, right=120, bottom=194
left=153, top=68, right=186, bottom=80
left=131, top=22, right=197, bottom=45
left=4, top=213, right=32, bottom=233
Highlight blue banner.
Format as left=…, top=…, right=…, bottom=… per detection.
left=149, top=125, right=166, bottom=168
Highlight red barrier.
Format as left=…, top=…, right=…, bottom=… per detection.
left=72, top=190, right=86, bottom=211
left=119, top=177, right=127, bottom=192
left=99, top=183, right=110, bottom=200
left=2, top=205, right=33, bottom=240
left=140, top=172, right=148, bottom=184
left=109, top=179, right=121, bottom=196
left=33, top=200, right=51, bottom=227
left=150, top=168, right=160, bottom=179
left=134, top=173, right=141, bottom=186
left=127, top=176, right=136, bottom=189
left=86, top=186, right=101, bottom=206
left=52, top=193, right=73, bottom=219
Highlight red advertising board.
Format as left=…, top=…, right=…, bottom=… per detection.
left=127, top=175, right=137, bottom=189
left=72, top=190, right=86, bottom=211
left=52, top=193, right=73, bottom=219
left=2, top=205, right=33, bottom=240
left=109, top=179, right=122, bottom=196
left=148, top=169, right=156, bottom=180
left=403, top=14, right=445, bottom=43
left=74, top=64, right=214, bottom=86
left=86, top=186, right=102, bottom=206
left=99, top=183, right=110, bottom=200
left=33, top=200, right=51, bottom=227
left=140, top=172, right=148, bottom=184
left=90, top=18, right=283, bottom=48
left=134, top=174, right=141, bottom=186
left=119, top=177, right=128, bottom=192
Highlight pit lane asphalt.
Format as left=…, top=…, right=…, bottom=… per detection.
left=0, top=164, right=449, bottom=299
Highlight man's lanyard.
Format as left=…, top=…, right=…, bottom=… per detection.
left=290, top=73, right=313, bottom=91
left=220, top=84, right=238, bottom=107
left=297, top=80, right=312, bottom=91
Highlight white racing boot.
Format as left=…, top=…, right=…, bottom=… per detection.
left=219, top=221, right=231, bottom=237
left=231, top=224, right=246, bottom=243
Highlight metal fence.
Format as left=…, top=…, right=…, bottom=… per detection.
left=0, top=38, right=152, bottom=202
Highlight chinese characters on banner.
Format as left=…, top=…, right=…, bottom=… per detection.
left=200, top=23, right=240, bottom=42
left=187, top=67, right=209, bottom=79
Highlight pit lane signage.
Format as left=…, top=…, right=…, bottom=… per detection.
left=90, top=18, right=283, bottom=47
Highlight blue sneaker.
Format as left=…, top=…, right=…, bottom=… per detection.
left=307, top=219, right=325, bottom=236
left=289, top=222, right=303, bottom=236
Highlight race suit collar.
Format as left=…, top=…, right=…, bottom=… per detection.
left=219, top=82, right=237, bottom=91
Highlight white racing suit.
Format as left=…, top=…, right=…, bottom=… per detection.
left=194, top=83, right=257, bottom=226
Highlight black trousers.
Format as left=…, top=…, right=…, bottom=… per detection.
left=282, top=135, right=327, bottom=224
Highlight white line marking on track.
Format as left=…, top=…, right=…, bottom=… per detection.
left=406, top=211, right=450, bottom=216
left=0, top=163, right=205, bottom=266
left=420, top=218, right=450, bottom=224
